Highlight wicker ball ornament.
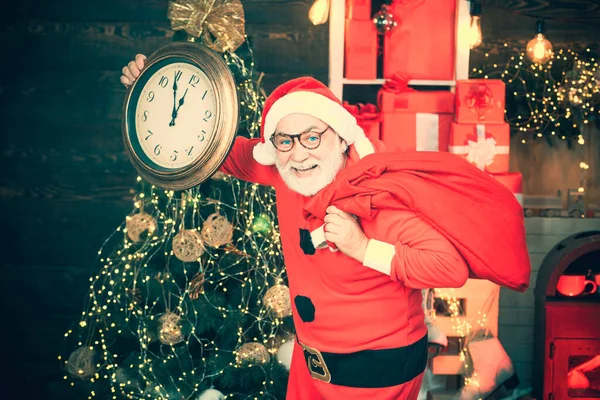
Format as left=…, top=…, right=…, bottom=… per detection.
left=66, top=346, right=96, bottom=379
left=263, top=284, right=292, bottom=318
left=236, top=342, right=270, bottom=366
left=158, top=312, right=184, bottom=345
left=201, top=213, right=233, bottom=248
left=173, top=229, right=205, bottom=262
left=125, top=212, right=157, bottom=242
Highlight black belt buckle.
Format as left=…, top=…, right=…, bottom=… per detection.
left=300, top=341, right=332, bottom=383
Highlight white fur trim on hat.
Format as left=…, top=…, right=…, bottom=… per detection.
left=253, top=91, right=374, bottom=165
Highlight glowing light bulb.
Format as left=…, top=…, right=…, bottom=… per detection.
left=526, top=20, right=553, bottom=64
left=468, top=15, right=482, bottom=49
left=467, top=2, right=483, bottom=50
left=309, top=0, right=330, bottom=25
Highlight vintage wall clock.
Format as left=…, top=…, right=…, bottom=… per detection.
left=122, top=41, right=239, bottom=190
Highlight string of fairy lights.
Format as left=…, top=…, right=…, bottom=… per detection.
left=468, top=3, right=599, bottom=197
left=60, top=42, right=295, bottom=400
left=435, top=5, right=599, bottom=392
left=60, top=1, right=600, bottom=397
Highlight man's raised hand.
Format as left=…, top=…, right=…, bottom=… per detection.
left=120, top=54, right=147, bottom=88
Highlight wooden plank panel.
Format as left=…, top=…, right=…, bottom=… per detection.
left=3, top=317, right=89, bottom=398
left=483, top=0, right=600, bottom=21
left=0, top=69, right=329, bottom=133
left=0, top=21, right=329, bottom=73
left=0, top=119, right=136, bottom=202
left=0, top=199, right=132, bottom=266
left=2, top=265, right=95, bottom=318
left=499, top=288, right=535, bottom=308
left=498, top=306, right=535, bottom=326
left=4, top=0, right=316, bottom=26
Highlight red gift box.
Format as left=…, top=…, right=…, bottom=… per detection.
left=448, top=122, right=510, bottom=173
left=383, top=0, right=456, bottom=80
left=345, top=19, right=378, bottom=79
left=491, top=172, right=523, bottom=206
left=456, top=79, right=506, bottom=124
left=377, top=78, right=454, bottom=152
left=345, top=0, right=371, bottom=20
left=343, top=102, right=381, bottom=141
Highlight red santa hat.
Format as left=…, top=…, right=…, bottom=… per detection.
left=252, top=76, right=375, bottom=165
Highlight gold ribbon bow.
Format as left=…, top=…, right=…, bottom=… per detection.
left=168, top=0, right=246, bottom=53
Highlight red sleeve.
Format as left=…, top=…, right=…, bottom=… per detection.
left=364, top=209, right=469, bottom=288
left=390, top=211, right=469, bottom=288
left=219, top=137, right=279, bottom=186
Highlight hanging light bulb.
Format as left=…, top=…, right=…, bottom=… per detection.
left=309, top=0, right=330, bottom=25
left=468, top=1, right=482, bottom=49
left=526, top=19, right=553, bottom=64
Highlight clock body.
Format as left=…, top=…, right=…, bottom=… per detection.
left=122, top=41, right=239, bottom=190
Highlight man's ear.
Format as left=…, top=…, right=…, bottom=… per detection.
left=341, top=140, right=349, bottom=153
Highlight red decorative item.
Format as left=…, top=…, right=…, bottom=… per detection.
left=448, top=122, right=510, bottom=173
left=343, top=102, right=381, bottom=141
left=490, top=172, right=523, bottom=206
left=383, top=0, right=456, bottom=80
left=556, top=275, right=597, bottom=297
left=345, top=0, right=371, bottom=20
left=344, top=19, right=378, bottom=79
left=377, top=77, right=454, bottom=152
left=456, top=79, right=506, bottom=124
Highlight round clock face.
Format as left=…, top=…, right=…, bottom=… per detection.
left=128, top=59, right=217, bottom=171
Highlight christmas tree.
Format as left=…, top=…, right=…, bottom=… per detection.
left=60, top=2, right=293, bottom=399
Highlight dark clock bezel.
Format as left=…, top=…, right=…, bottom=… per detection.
left=122, top=42, right=239, bottom=190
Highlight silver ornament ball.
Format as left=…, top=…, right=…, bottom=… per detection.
left=373, top=4, right=398, bottom=35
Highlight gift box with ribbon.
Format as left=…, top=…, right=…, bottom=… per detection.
left=448, top=122, right=510, bottom=174
left=343, top=102, right=381, bottom=141
left=345, top=0, right=371, bottom=20
left=456, top=79, right=506, bottom=124
left=345, top=19, right=378, bottom=79
left=378, top=76, right=454, bottom=152
left=491, top=172, right=523, bottom=206
left=383, top=0, right=456, bottom=80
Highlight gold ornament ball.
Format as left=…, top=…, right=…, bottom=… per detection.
left=66, top=346, right=96, bottom=379
left=201, top=213, right=234, bottom=248
left=158, top=312, right=184, bottom=345
left=236, top=342, right=270, bottom=366
left=263, top=284, right=292, bottom=318
left=173, top=229, right=205, bottom=262
left=125, top=212, right=157, bottom=242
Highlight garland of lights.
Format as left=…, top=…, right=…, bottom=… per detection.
left=60, top=39, right=294, bottom=400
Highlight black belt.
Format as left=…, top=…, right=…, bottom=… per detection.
left=298, top=334, right=427, bottom=388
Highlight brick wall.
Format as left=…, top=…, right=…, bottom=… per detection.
left=498, top=217, right=600, bottom=389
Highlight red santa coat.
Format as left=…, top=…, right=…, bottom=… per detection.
left=221, top=137, right=477, bottom=399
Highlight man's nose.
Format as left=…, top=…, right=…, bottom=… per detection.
left=290, top=138, right=310, bottom=161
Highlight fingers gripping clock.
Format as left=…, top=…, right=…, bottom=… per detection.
left=122, top=42, right=239, bottom=190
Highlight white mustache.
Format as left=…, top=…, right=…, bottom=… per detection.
left=280, top=160, right=321, bottom=172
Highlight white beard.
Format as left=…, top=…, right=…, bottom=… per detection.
left=276, top=142, right=347, bottom=196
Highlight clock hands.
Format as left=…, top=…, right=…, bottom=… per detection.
left=170, top=71, right=178, bottom=125
left=169, top=88, right=188, bottom=127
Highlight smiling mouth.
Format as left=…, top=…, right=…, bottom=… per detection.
left=292, top=165, right=318, bottom=176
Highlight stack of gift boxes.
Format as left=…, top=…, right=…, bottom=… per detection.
left=342, top=0, right=523, bottom=204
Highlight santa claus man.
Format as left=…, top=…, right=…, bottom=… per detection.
left=122, top=56, right=530, bottom=400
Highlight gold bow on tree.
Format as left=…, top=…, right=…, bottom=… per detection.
left=168, top=0, right=246, bottom=53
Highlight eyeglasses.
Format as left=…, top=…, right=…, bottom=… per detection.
left=270, top=126, right=330, bottom=152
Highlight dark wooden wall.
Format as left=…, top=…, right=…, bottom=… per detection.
left=472, top=3, right=600, bottom=207
left=1, top=0, right=598, bottom=398
left=0, top=1, right=327, bottom=397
